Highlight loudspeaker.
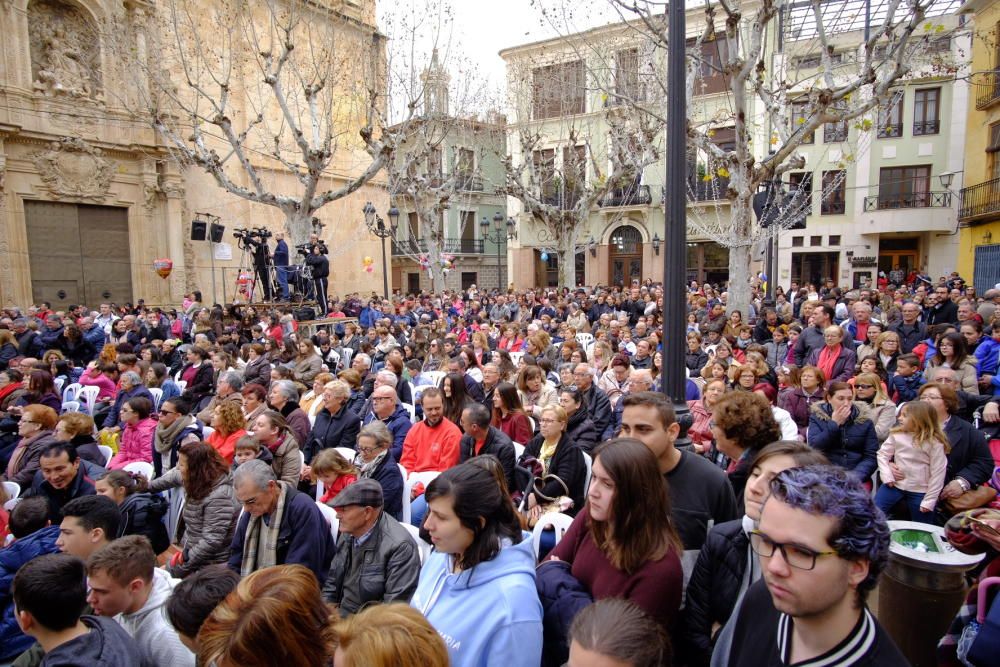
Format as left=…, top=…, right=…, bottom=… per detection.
left=191, top=220, right=207, bottom=241
left=209, top=222, right=225, bottom=243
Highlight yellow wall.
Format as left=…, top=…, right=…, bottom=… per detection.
left=961, top=0, right=1000, bottom=280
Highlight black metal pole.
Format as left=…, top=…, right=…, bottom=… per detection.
left=380, top=236, right=389, bottom=300
left=664, top=0, right=691, bottom=447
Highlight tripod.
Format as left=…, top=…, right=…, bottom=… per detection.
left=235, top=240, right=279, bottom=303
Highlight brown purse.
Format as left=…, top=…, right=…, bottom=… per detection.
left=943, top=485, right=998, bottom=514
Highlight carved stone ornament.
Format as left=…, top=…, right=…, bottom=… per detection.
left=28, top=0, right=102, bottom=99
left=31, top=137, right=114, bottom=201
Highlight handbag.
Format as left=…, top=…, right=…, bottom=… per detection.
left=945, top=485, right=999, bottom=514
left=523, top=473, right=574, bottom=528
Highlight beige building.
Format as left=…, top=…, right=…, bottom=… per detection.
left=0, top=0, right=387, bottom=310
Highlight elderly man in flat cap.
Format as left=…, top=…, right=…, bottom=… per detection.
left=320, top=478, right=421, bottom=616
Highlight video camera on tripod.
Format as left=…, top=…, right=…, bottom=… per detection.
left=233, top=227, right=272, bottom=249
left=296, top=240, right=328, bottom=256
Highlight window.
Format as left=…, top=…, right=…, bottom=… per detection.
left=461, top=272, right=477, bottom=290
left=788, top=172, right=813, bottom=217
left=913, top=88, right=940, bottom=136
left=793, top=52, right=843, bottom=69
left=878, top=91, right=904, bottom=138
left=792, top=236, right=804, bottom=247
left=878, top=165, right=932, bottom=208
left=532, top=61, right=585, bottom=119
left=821, top=170, right=846, bottom=215
left=688, top=35, right=732, bottom=95
left=810, top=236, right=823, bottom=246
left=829, top=235, right=841, bottom=245
left=988, top=122, right=1000, bottom=180
left=456, top=148, right=474, bottom=177
left=791, top=101, right=814, bottom=143
left=532, top=149, right=556, bottom=202
left=614, top=48, right=640, bottom=102
left=824, top=104, right=848, bottom=143
left=563, top=145, right=586, bottom=208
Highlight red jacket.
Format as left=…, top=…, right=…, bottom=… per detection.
left=399, top=418, right=462, bottom=473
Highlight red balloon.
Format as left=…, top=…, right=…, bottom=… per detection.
left=153, top=258, right=173, bottom=279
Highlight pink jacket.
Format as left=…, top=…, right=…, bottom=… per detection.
left=108, top=417, right=157, bottom=470
left=79, top=370, right=117, bottom=402
left=877, top=431, right=948, bottom=511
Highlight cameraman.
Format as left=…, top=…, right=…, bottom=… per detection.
left=305, top=244, right=329, bottom=315
left=273, top=231, right=290, bottom=300
left=249, top=230, right=273, bottom=301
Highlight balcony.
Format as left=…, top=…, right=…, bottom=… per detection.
left=601, top=184, right=652, bottom=207
left=539, top=189, right=582, bottom=210
left=912, top=120, right=940, bottom=136
left=975, top=71, right=1000, bottom=110
left=455, top=173, right=483, bottom=192
left=686, top=177, right=731, bottom=202
left=392, top=238, right=485, bottom=255
left=959, top=177, right=1000, bottom=223
left=877, top=123, right=903, bottom=139
left=863, top=190, right=951, bottom=211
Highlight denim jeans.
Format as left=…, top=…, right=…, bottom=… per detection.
left=275, top=265, right=290, bottom=300
left=874, top=484, right=936, bottom=524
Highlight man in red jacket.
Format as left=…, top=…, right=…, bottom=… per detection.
left=399, top=388, right=461, bottom=481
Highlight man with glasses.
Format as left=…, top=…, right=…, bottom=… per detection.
left=362, top=386, right=411, bottom=461
left=573, top=363, right=612, bottom=440
left=890, top=302, right=927, bottom=354
left=228, top=459, right=334, bottom=582
left=718, top=465, right=907, bottom=666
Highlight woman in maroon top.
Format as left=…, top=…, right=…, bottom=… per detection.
left=491, top=382, right=533, bottom=445
left=546, top=438, right=684, bottom=630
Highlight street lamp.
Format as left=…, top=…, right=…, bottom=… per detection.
left=480, top=212, right=517, bottom=291
left=662, top=0, right=691, bottom=446
left=652, top=233, right=661, bottom=256
left=363, top=201, right=399, bottom=299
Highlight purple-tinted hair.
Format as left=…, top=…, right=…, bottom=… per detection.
left=768, top=465, right=889, bottom=601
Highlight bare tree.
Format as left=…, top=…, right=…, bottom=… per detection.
left=112, top=0, right=407, bottom=246
left=501, top=47, right=663, bottom=288
left=534, top=0, right=958, bottom=312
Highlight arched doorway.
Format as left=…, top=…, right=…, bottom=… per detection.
left=608, top=225, right=643, bottom=286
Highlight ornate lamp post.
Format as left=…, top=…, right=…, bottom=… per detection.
left=480, top=212, right=517, bottom=291
left=363, top=202, right=399, bottom=299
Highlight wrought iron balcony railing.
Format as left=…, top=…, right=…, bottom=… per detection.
left=392, top=238, right=485, bottom=254
left=862, top=190, right=951, bottom=211
left=959, top=177, right=1000, bottom=222
left=600, top=184, right=652, bottom=207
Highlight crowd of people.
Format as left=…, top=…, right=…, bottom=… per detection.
left=0, top=270, right=998, bottom=666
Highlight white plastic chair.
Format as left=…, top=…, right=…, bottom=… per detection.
left=123, top=461, right=155, bottom=481
left=54, top=377, right=65, bottom=396
left=97, top=445, right=114, bottom=466
left=201, top=426, right=215, bottom=440
left=334, top=447, right=357, bottom=463
left=62, top=382, right=82, bottom=404
left=402, top=470, right=439, bottom=525
left=575, top=333, right=594, bottom=348
left=315, top=501, right=340, bottom=542
left=175, top=380, right=188, bottom=393
left=315, top=478, right=325, bottom=501
left=3, top=480, right=20, bottom=500
left=60, top=401, right=81, bottom=414
left=581, top=451, right=593, bottom=494
left=400, top=402, right=416, bottom=423
left=148, top=387, right=164, bottom=412
left=298, top=450, right=305, bottom=474
left=513, top=442, right=525, bottom=462
left=77, top=386, right=100, bottom=415
left=339, top=347, right=354, bottom=372
left=422, top=371, right=445, bottom=387
left=402, top=522, right=431, bottom=564
left=532, top=512, right=574, bottom=559
left=509, top=351, right=524, bottom=367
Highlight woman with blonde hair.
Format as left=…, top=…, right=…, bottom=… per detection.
left=852, top=371, right=897, bottom=442
left=291, top=339, right=323, bottom=386
left=198, top=564, right=336, bottom=667
left=589, top=341, right=614, bottom=376
left=300, top=371, right=334, bottom=418
left=332, top=603, right=448, bottom=667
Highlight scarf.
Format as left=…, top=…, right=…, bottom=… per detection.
left=817, top=344, right=840, bottom=381
left=5, top=430, right=50, bottom=479
left=154, top=414, right=194, bottom=454
left=241, top=481, right=289, bottom=576
left=539, top=438, right=560, bottom=473
left=358, top=449, right=388, bottom=478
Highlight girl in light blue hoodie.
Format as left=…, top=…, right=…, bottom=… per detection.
left=411, top=462, right=543, bottom=667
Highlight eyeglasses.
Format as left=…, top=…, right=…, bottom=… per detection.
left=539, top=418, right=563, bottom=425
left=357, top=445, right=381, bottom=454
left=159, top=410, right=177, bottom=416
left=238, top=495, right=260, bottom=507
left=749, top=529, right=837, bottom=570
left=855, top=384, right=874, bottom=390
left=921, top=394, right=944, bottom=401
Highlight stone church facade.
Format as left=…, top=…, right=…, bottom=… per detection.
left=0, top=0, right=387, bottom=310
